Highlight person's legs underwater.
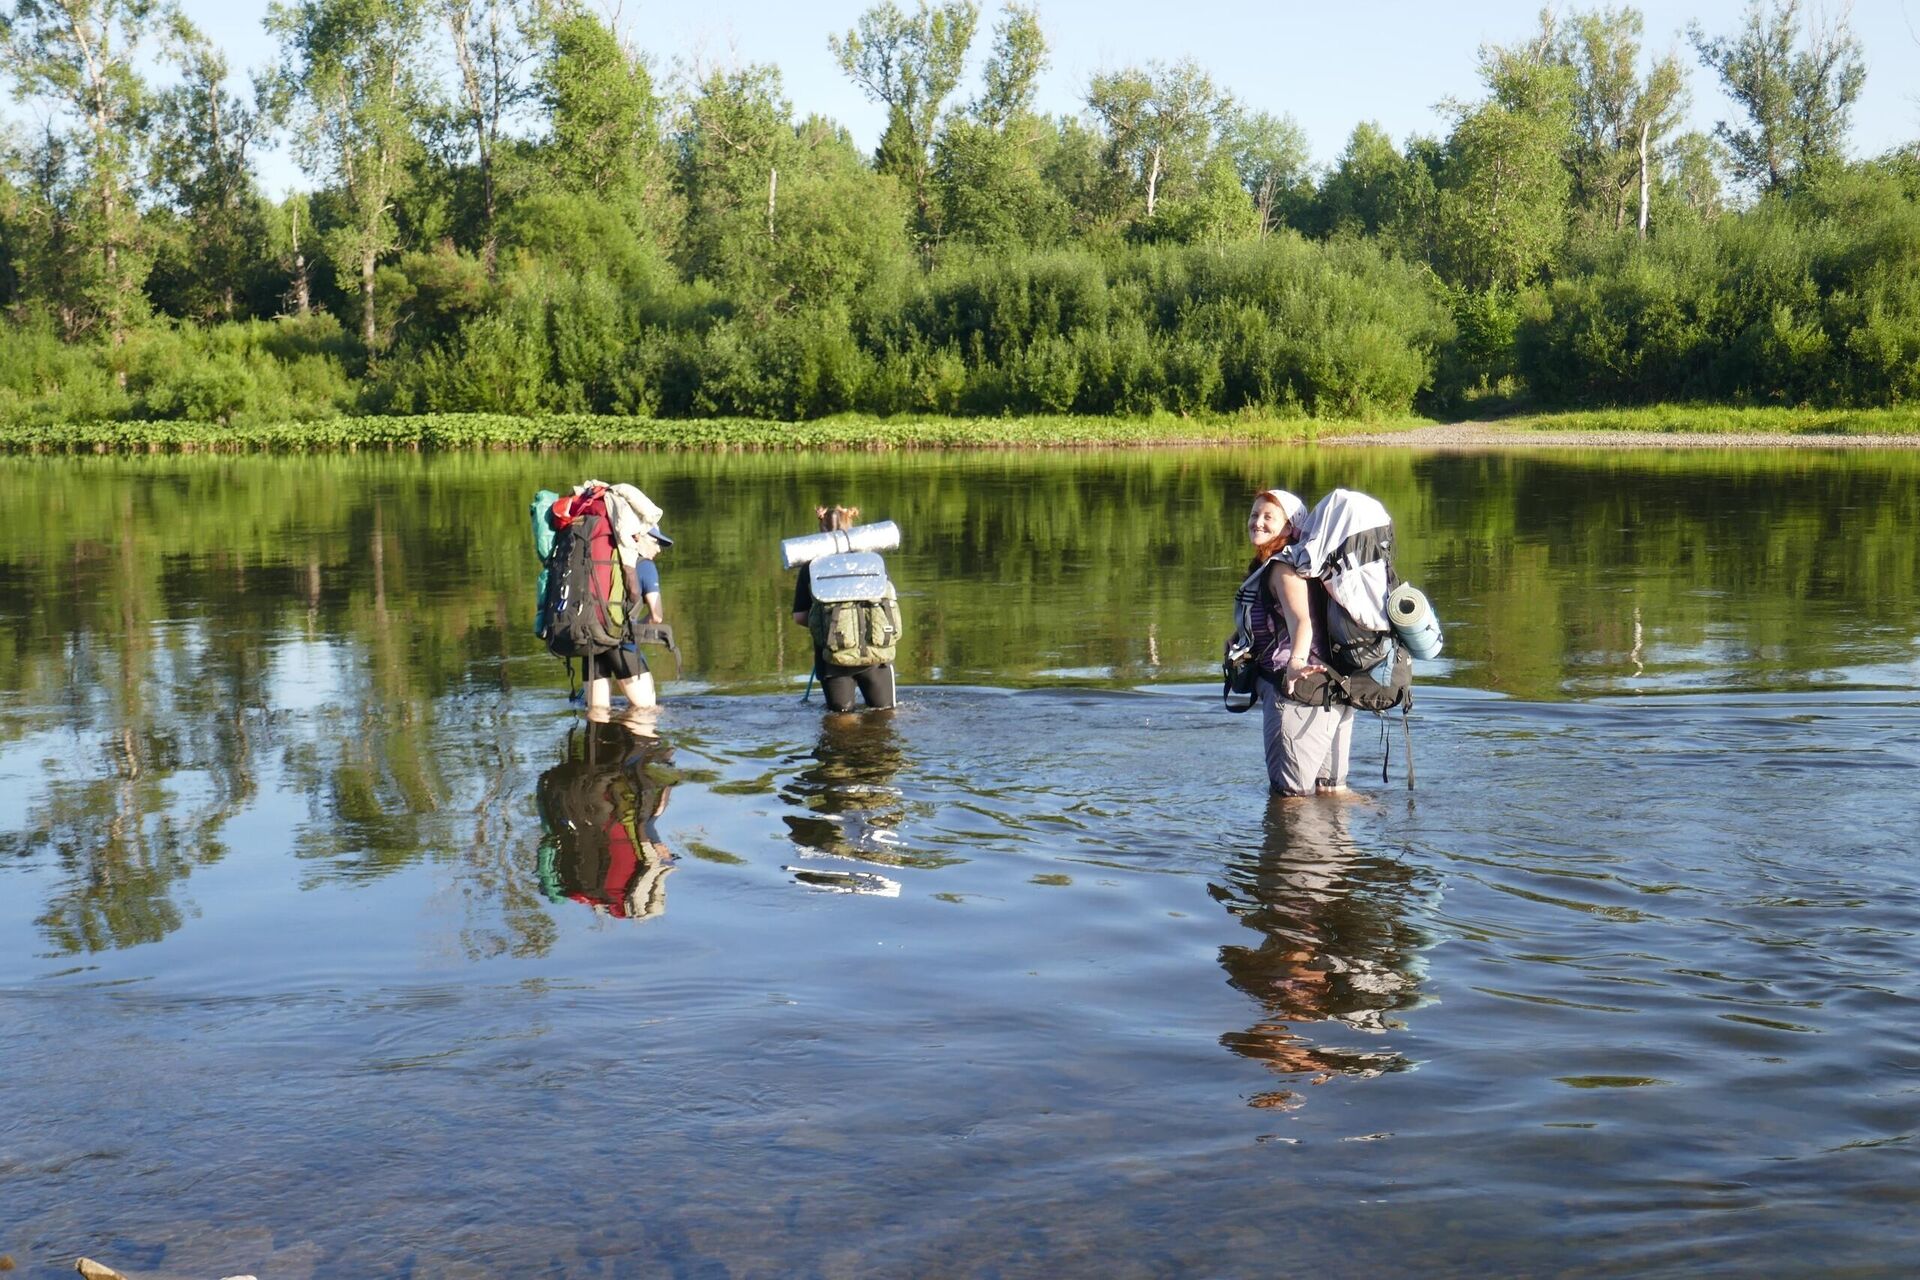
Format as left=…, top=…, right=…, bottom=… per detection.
left=1262, top=680, right=1343, bottom=797
left=1316, top=706, right=1355, bottom=793
left=585, top=646, right=655, bottom=710
left=854, top=663, right=896, bottom=710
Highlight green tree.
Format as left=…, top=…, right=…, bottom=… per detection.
left=1660, top=129, right=1729, bottom=222
left=934, top=3, right=1062, bottom=251
left=677, top=62, right=792, bottom=297
left=676, top=66, right=909, bottom=317
left=1689, top=0, right=1865, bottom=195
left=1037, top=114, right=1119, bottom=241
left=1313, top=122, right=1409, bottom=240
left=0, top=0, right=180, bottom=343
left=1220, top=108, right=1309, bottom=237
left=1560, top=5, right=1687, bottom=238
left=972, top=1, right=1043, bottom=128
left=146, top=25, right=272, bottom=319
left=439, top=0, right=537, bottom=275
left=268, top=0, right=428, bottom=351
left=1432, top=32, right=1575, bottom=289
left=1153, top=150, right=1258, bottom=244
left=933, top=118, right=1066, bottom=251
left=1085, top=58, right=1224, bottom=230
left=829, top=0, right=980, bottom=250
left=533, top=4, right=676, bottom=245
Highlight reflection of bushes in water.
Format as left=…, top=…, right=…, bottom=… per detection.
left=0, top=448, right=1915, bottom=709
left=1210, top=799, right=1434, bottom=1104
left=778, top=713, right=949, bottom=869
left=534, top=721, right=676, bottom=920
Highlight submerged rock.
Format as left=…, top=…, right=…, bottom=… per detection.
left=68, top=1260, right=254, bottom=1280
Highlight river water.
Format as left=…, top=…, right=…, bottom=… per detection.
left=1, top=448, right=1916, bottom=1278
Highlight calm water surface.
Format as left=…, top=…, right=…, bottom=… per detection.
left=1, top=448, right=1917, bottom=1278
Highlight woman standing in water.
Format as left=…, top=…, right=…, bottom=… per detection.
left=791, top=504, right=898, bottom=713
left=1234, top=489, right=1353, bottom=797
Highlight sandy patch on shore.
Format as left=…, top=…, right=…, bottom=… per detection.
left=1319, top=422, right=1920, bottom=449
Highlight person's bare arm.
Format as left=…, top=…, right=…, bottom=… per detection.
left=1276, top=564, right=1319, bottom=694
left=645, top=591, right=664, bottom=624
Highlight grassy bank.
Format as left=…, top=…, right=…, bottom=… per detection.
left=2, top=406, right=1916, bottom=454
left=1480, top=404, right=1920, bottom=437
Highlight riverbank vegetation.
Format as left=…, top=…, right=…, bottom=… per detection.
left=5, top=403, right=1919, bottom=454
left=0, top=410, right=1392, bottom=452
left=1, top=0, right=1916, bottom=436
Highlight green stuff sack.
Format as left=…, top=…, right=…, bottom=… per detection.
left=530, top=489, right=559, bottom=637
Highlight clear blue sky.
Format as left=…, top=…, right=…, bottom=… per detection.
left=153, top=0, right=1920, bottom=195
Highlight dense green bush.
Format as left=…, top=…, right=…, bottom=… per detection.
left=1516, top=175, right=1920, bottom=408
left=0, top=314, right=355, bottom=426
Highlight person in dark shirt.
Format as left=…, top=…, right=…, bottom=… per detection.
left=1234, top=489, right=1353, bottom=796
left=792, top=505, right=896, bottom=713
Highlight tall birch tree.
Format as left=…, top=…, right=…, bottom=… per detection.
left=1, top=0, right=178, bottom=342
left=268, top=0, right=426, bottom=350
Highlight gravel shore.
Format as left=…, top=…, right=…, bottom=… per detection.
left=1319, top=422, right=1920, bottom=449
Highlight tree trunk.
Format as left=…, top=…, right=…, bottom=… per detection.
left=1637, top=120, right=1651, bottom=241
left=361, top=249, right=377, bottom=350
left=1145, top=145, right=1162, bottom=219
left=290, top=205, right=312, bottom=316
left=481, top=150, right=497, bottom=275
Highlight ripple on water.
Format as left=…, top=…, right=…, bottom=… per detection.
left=2, top=683, right=1918, bottom=1277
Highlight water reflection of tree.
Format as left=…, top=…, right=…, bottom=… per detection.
left=10, top=609, right=264, bottom=954
left=3, top=451, right=1919, bottom=704
left=533, top=720, right=677, bottom=921
left=1210, top=798, right=1432, bottom=1110
left=779, top=712, right=950, bottom=869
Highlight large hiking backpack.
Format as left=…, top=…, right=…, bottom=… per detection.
left=539, top=489, right=631, bottom=659
left=1287, top=489, right=1411, bottom=712
left=806, top=551, right=902, bottom=667
left=1287, top=489, right=1397, bottom=676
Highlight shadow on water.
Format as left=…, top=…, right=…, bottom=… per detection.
left=1212, top=797, right=1430, bottom=1107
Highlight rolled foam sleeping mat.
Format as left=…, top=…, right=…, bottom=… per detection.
left=1388, top=583, right=1445, bottom=659
left=780, top=520, right=901, bottom=570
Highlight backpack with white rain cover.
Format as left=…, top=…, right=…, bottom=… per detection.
left=807, top=551, right=902, bottom=667
left=1282, top=488, right=1412, bottom=714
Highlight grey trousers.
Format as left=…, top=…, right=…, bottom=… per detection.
left=1261, top=678, right=1354, bottom=795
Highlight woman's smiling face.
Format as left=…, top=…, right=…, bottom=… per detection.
left=1248, top=498, right=1291, bottom=547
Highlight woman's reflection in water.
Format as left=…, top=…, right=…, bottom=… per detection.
left=1211, top=797, right=1431, bottom=1110
left=534, top=718, right=676, bottom=920
left=779, top=710, right=913, bottom=867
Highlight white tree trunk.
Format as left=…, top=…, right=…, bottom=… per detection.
left=1637, top=120, right=1651, bottom=241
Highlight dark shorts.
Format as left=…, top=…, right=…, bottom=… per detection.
left=585, top=644, right=648, bottom=682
